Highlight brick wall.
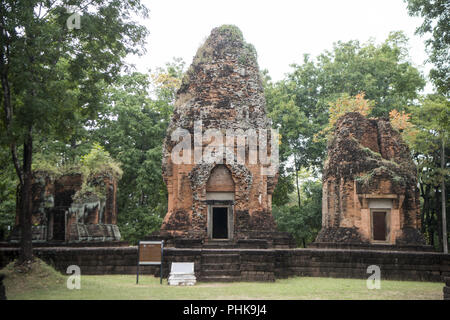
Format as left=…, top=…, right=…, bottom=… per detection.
left=1, top=247, right=448, bottom=282
left=0, top=247, right=157, bottom=275
left=275, top=249, right=450, bottom=282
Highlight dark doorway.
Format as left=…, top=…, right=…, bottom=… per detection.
left=52, top=209, right=66, bottom=241
left=372, top=211, right=387, bottom=241
left=212, top=207, right=228, bottom=239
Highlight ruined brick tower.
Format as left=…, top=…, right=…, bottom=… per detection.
left=315, top=112, right=426, bottom=246
left=11, top=171, right=121, bottom=243
left=160, top=25, right=291, bottom=246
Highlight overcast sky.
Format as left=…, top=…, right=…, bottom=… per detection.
left=129, top=0, right=432, bottom=91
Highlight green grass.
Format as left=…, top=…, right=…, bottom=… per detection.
left=2, top=260, right=443, bottom=300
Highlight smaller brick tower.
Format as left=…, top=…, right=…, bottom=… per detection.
left=11, top=171, right=121, bottom=243
left=315, top=112, right=426, bottom=246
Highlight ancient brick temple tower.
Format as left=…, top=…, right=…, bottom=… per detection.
left=315, top=112, right=426, bottom=246
left=160, top=25, right=291, bottom=246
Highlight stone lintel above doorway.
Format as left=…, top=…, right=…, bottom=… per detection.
left=205, top=200, right=234, bottom=206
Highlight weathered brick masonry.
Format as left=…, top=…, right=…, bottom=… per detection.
left=10, top=171, right=121, bottom=243
left=160, top=25, right=286, bottom=243
left=316, top=112, right=426, bottom=246
left=1, top=247, right=448, bottom=282
left=274, top=249, right=449, bottom=282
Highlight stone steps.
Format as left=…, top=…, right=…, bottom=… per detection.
left=201, top=269, right=241, bottom=277
left=201, top=253, right=240, bottom=264
left=199, top=275, right=241, bottom=282
left=199, top=251, right=241, bottom=282
left=202, top=263, right=240, bottom=271
left=202, top=241, right=237, bottom=249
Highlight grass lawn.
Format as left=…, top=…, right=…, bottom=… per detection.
left=2, top=259, right=443, bottom=300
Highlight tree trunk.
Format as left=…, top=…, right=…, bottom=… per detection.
left=422, top=184, right=431, bottom=241
left=419, top=183, right=426, bottom=234
left=294, top=154, right=301, bottom=208
left=19, top=127, right=33, bottom=263
left=442, top=137, right=448, bottom=253
left=0, top=23, right=33, bottom=262
left=435, top=186, right=443, bottom=252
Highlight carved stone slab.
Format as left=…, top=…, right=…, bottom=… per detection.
left=168, top=262, right=196, bottom=286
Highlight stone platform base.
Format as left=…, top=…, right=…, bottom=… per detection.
left=0, top=241, right=129, bottom=248
left=68, top=224, right=121, bottom=242
left=1, top=246, right=449, bottom=283
left=145, top=232, right=297, bottom=249
left=9, top=224, right=122, bottom=243
left=309, top=242, right=435, bottom=252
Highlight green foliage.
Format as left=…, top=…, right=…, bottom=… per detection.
left=118, top=207, right=163, bottom=245
left=80, top=143, right=122, bottom=180
left=31, top=146, right=86, bottom=180
left=405, top=0, right=450, bottom=94
left=287, top=31, right=424, bottom=118
left=191, top=25, right=256, bottom=68
left=238, top=42, right=257, bottom=66
left=318, top=92, right=375, bottom=141
left=265, top=32, right=425, bottom=206
left=361, top=145, right=382, bottom=158
left=0, top=0, right=149, bottom=258
left=1, top=0, right=149, bottom=142
left=217, top=24, right=244, bottom=41
left=72, top=184, right=99, bottom=203
left=407, top=94, right=449, bottom=250
left=1, top=2, right=442, bottom=250
left=30, top=143, right=123, bottom=203
left=409, top=94, right=449, bottom=187
left=71, top=144, right=122, bottom=202
left=31, top=152, right=65, bottom=179
left=92, top=65, right=184, bottom=242
left=272, top=171, right=295, bottom=207
left=355, top=166, right=406, bottom=189
left=273, top=180, right=322, bottom=247
left=1, top=60, right=180, bottom=243
left=2, top=257, right=65, bottom=281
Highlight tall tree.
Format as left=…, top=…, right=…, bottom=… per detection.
left=265, top=33, right=426, bottom=246
left=0, top=0, right=148, bottom=263
left=405, top=0, right=450, bottom=94
left=273, top=177, right=322, bottom=247
left=93, top=59, right=185, bottom=244
left=408, top=94, right=449, bottom=250
left=405, top=0, right=449, bottom=251
left=266, top=32, right=425, bottom=205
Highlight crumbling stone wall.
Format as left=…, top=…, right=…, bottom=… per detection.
left=316, top=112, right=425, bottom=245
left=160, top=25, right=279, bottom=241
left=1, top=246, right=448, bottom=282
left=11, top=172, right=121, bottom=243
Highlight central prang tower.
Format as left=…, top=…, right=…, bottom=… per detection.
left=160, top=25, right=292, bottom=247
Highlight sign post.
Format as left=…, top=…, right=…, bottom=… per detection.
left=136, top=240, right=164, bottom=285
